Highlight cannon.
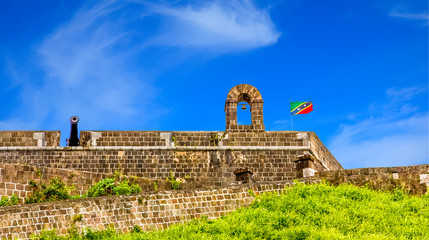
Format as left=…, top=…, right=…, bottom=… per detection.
left=66, top=116, right=79, bottom=146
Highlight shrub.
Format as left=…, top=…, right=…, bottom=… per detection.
left=0, top=194, right=21, bottom=207
left=113, top=179, right=141, bottom=195
left=131, top=225, right=143, bottom=233
left=25, top=177, right=73, bottom=204
left=86, top=178, right=116, bottom=197
left=86, top=177, right=141, bottom=198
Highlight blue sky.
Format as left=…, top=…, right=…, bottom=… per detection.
left=0, top=0, right=427, bottom=169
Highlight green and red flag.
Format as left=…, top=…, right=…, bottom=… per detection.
left=290, top=101, right=313, bottom=115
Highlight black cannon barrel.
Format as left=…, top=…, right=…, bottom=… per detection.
left=67, top=116, right=79, bottom=146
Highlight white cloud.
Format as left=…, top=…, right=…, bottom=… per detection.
left=1, top=0, right=280, bottom=141
left=386, top=86, right=426, bottom=101
left=146, top=0, right=281, bottom=51
left=329, top=87, right=428, bottom=169
left=274, top=120, right=288, bottom=124
left=389, top=9, right=428, bottom=24
left=2, top=0, right=161, bottom=133
left=33, top=2, right=159, bottom=129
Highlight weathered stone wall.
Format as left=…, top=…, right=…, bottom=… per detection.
left=79, top=131, right=167, bottom=147
left=0, top=131, right=60, bottom=147
left=307, top=132, right=342, bottom=171
left=0, top=147, right=305, bottom=187
left=0, top=131, right=342, bottom=189
left=316, top=164, right=429, bottom=195
left=0, top=127, right=344, bottom=239
left=0, top=183, right=290, bottom=240
left=0, top=163, right=202, bottom=198
left=225, top=84, right=265, bottom=132
left=79, top=131, right=312, bottom=147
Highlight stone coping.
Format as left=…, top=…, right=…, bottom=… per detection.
left=0, top=146, right=311, bottom=151
left=80, top=130, right=303, bottom=133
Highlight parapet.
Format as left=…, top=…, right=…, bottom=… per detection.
left=0, top=131, right=60, bottom=147
left=79, top=130, right=309, bottom=147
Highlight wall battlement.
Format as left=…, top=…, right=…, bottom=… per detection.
left=0, top=131, right=60, bottom=147
left=0, top=130, right=341, bottom=188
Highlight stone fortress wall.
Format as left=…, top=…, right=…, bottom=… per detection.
left=0, top=130, right=339, bottom=188
left=0, top=84, right=427, bottom=239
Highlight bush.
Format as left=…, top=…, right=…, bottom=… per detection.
left=25, top=177, right=73, bottom=204
left=0, top=194, right=20, bottom=207
left=131, top=225, right=143, bottom=233
left=87, top=177, right=141, bottom=198
left=86, top=178, right=116, bottom=197
left=22, top=173, right=141, bottom=204
left=113, top=179, right=141, bottom=195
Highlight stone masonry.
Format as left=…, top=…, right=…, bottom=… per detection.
left=225, top=84, right=265, bottom=132
left=0, top=183, right=291, bottom=240
left=0, top=84, right=428, bottom=239
left=0, top=84, right=347, bottom=239
left=316, top=164, right=429, bottom=195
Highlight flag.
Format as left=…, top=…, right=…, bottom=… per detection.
left=291, top=101, right=313, bottom=115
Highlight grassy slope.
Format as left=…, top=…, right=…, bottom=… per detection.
left=35, top=183, right=429, bottom=240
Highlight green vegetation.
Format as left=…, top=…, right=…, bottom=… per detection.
left=72, top=214, right=83, bottom=223
left=166, top=170, right=189, bottom=190
left=0, top=194, right=20, bottom=206
left=0, top=173, right=142, bottom=206
left=86, top=177, right=141, bottom=197
left=25, top=177, right=73, bottom=204
left=31, top=182, right=429, bottom=239
left=86, top=171, right=141, bottom=197
left=209, top=133, right=219, bottom=146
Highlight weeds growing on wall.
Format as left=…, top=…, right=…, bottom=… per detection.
left=7, top=173, right=142, bottom=206
left=25, top=177, right=74, bottom=204
left=86, top=172, right=141, bottom=197
left=167, top=170, right=189, bottom=190
left=0, top=194, right=20, bottom=206
left=31, top=182, right=429, bottom=239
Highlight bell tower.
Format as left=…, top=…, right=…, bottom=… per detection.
left=225, top=84, right=264, bottom=132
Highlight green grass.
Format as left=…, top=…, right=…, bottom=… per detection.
left=33, top=182, right=429, bottom=240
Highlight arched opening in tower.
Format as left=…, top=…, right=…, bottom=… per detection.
left=237, top=101, right=251, bottom=125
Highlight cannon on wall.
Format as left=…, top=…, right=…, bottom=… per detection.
left=66, top=116, right=79, bottom=146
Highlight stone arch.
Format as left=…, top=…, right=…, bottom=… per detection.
left=225, top=84, right=265, bottom=132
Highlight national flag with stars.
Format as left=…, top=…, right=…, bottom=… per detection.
left=290, top=101, right=313, bottom=115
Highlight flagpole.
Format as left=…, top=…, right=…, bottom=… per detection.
left=290, top=99, right=294, bottom=131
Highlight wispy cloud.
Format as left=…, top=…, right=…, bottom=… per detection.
left=329, top=87, right=428, bottom=169
left=386, top=86, right=427, bottom=100
left=0, top=0, right=280, bottom=142
left=389, top=9, right=428, bottom=24
left=146, top=0, right=281, bottom=52
left=274, top=120, right=288, bottom=124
